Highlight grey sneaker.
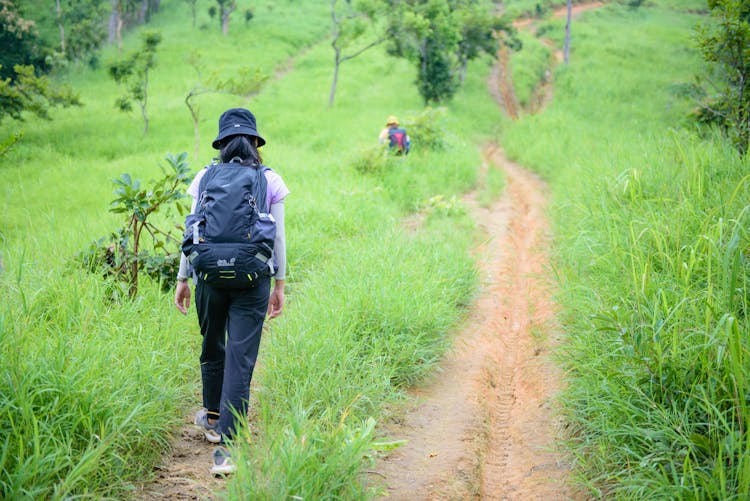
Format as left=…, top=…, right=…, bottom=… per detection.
left=194, top=408, right=222, bottom=444
left=211, top=446, right=237, bottom=475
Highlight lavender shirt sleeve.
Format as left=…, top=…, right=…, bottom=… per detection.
left=264, top=169, right=289, bottom=280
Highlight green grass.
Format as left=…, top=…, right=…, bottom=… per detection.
left=501, top=0, right=583, bottom=19
left=0, top=272, right=191, bottom=498
left=501, top=0, right=708, bottom=20
left=0, top=0, right=502, bottom=498
left=508, top=31, right=552, bottom=108
left=503, top=2, right=750, bottom=498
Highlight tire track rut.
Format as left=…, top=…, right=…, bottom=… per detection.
left=374, top=145, right=579, bottom=500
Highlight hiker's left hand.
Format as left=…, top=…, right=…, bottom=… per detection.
left=267, top=280, right=285, bottom=319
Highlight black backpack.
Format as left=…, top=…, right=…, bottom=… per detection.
left=388, top=127, right=408, bottom=154
left=182, top=162, right=276, bottom=289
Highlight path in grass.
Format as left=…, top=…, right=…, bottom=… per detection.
left=495, top=1, right=605, bottom=116
left=135, top=151, right=574, bottom=501
left=136, top=413, right=225, bottom=499
left=373, top=143, right=578, bottom=500
left=370, top=6, right=617, bottom=497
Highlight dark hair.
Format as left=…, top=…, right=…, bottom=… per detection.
left=219, top=135, right=263, bottom=166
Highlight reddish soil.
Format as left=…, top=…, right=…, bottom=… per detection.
left=136, top=413, right=225, bottom=500
left=497, top=1, right=605, bottom=117
left=373, top=145, right=579, bottom=500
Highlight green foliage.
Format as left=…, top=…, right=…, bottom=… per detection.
left=507, top=31, right=551, bottom=108
left=107, top=30, right=162, bottom=133
left=328, top=0, right=387, bottom=106
left=56, top=0, right=108, bottom=62
left=693, top=0, right=750, bottom=154
left=502, top=3, right=750, bottom=497
left=419, top=39, right=459, bottom=104
left=184, top=51, right=269, bottom=159
left=77, top=152, right=192, bottom=298
left=0, top=0, right=47, bottom=80
left=352, top=145, right=392, bottom=174
left=0, top=271, right=194, bottom=499
left=403, top=106, right=449, bottom=150
left=0, top=131, right=22, bottom=157
left=386, top=0, right=510, bottom=104
left=0, top=64, right=81, bottom=124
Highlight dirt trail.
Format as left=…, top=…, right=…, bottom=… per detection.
left=374, top=145, right=576, bottom=500
left=139, top=145, right=576, bottom=500
left=137, top=5, right=603, bottom=498
left=495, top=1, right=605, bottom=117
left=136, top=413, right=223, bottom=499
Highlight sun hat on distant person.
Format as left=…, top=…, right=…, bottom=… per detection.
left=386, top=115, right=399, bottom=126
left=212, top=108, right=266, bottom=149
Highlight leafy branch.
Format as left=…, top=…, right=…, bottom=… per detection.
left=77, top=152, right=192, bottom=299
left=184, top=52, right=268, bottom=159
left=107, top=30, right=162, bottom=134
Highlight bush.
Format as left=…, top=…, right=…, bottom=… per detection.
left=403, top=107, right=450, bottom=151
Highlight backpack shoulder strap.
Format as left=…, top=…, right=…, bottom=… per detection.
left=255, top=164, right=270, bottom=211
left=197, top=164, right=219, bottom=194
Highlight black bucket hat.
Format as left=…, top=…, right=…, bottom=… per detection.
left=212, top=108, right=266, bottom=149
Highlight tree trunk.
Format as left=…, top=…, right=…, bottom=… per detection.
left=186, top=92, right=201, bottom=160
left=108, top=0, right=119, bottom=44
left=329, top=48, right=341, bottom=107
left=564, top=0, right=572, bottom=64
left=138, top=0, right=148, bottom=23
left=329, top=0, right=339, bottom=106
left=141, top=71, right=149, bottom=134
left=128, top=217, right=141, bottom=298
left=55, top=0, right=65, bottom=53
left=458, top=57, right=468, bottom=84
left=221, top=1, right=235, bottom=35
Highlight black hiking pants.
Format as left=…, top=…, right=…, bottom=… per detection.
left=194, top=276, right=270, bottom=440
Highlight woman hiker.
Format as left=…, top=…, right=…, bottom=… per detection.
left=174, top=107, right=289, bottom=475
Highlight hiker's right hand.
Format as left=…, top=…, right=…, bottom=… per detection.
left=175, top=281, right=191, bottom=315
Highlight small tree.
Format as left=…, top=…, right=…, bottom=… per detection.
left=564, top=0, right=572, bottom=64
left=0, top=64, right=81, bottom=123
left=107, top=30, right=161, bottom=133
left=55, top=0, right=108, bottom=62
left=386, top=0, right=513, bottom=104
left=328, top=0, right=386, bottom=107
left=186, top=0, right=197, bottom=27
left=217, top=0, right=235, bottom=35
left=78, top=152, right=192, bottom=298
left=184, top=52, right=268, bottom=160
left=0, top=0, right=46, bottom=79
left=0, top=64, right=81, bottom=153
left=694, top=0, right=750, bottom=154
